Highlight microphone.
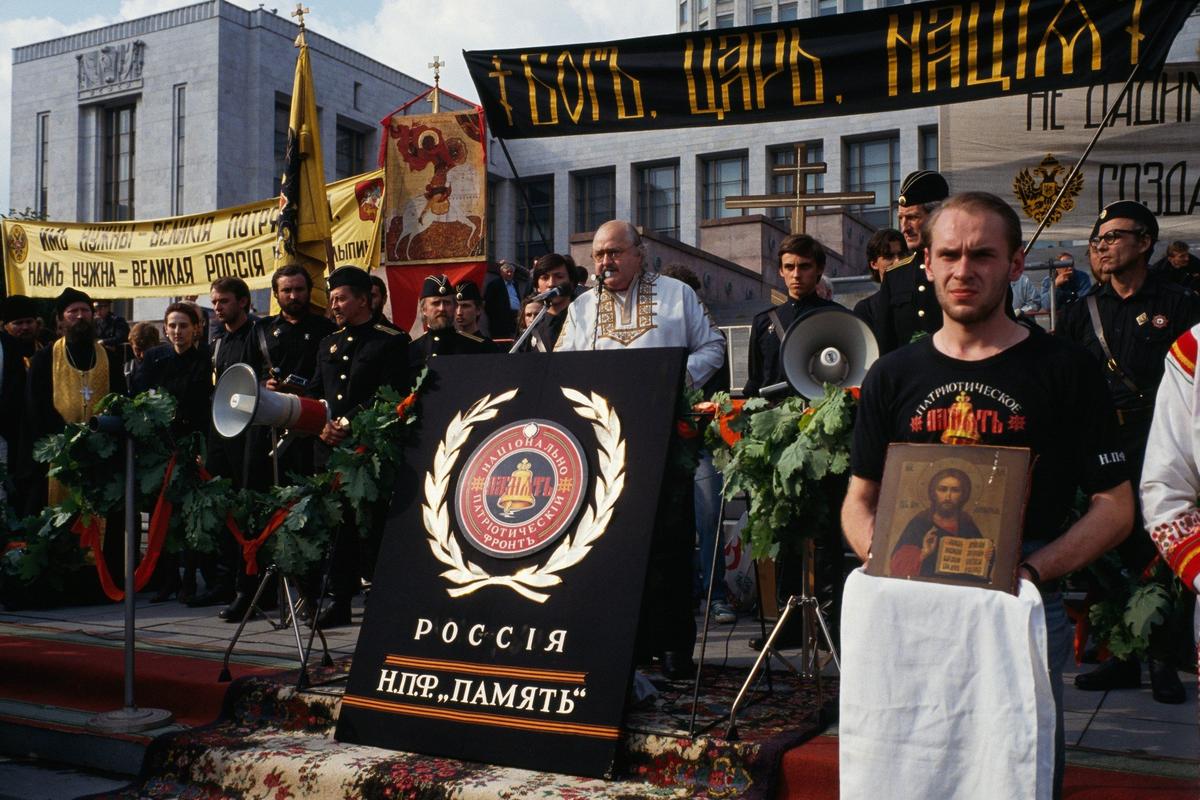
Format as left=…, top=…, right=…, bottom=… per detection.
left=530, top=285, right=569, bottom=303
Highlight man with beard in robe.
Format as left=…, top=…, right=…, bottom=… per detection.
left=26, top=287, right=127, bottom=580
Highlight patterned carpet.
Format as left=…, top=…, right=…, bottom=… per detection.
left=87, top=660, right=832, bottom=799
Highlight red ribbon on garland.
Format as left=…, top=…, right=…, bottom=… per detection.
left=71, top=452, right=177, bottom=602
left=195, top=463, right=295, bottom=576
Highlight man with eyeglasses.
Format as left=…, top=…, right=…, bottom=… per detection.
left=1057, top=200, right=1200, bottom=705
left=557, top=219, right=725, bottom=680
left=555, top=220, right=725, bottom=388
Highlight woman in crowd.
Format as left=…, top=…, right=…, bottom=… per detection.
left=125, top=321, right=161, bottom=393
left=142, top=302, right=213, bottom=602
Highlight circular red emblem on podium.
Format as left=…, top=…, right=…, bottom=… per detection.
left=455, top=420, right=589, bottom=559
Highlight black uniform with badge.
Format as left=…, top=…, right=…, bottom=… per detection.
left=260, top=310, right=337, bottom=477
left=409, top=275, right=497, bottom=371
left=453, top=281, right=499, bottom=352
left=308, top=267, right=412, bottom=625
left=1055, top=201, right=1200, bottom=700
left=870, top=171, right=949, bottom=354
left=261, top=311, right=337, bottom=391
left=743, top=293, right=841, bottom=396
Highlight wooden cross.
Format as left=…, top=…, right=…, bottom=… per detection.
left=428, top=56, right=444, bottom=113
left=725, top=143, right=876, bottom=234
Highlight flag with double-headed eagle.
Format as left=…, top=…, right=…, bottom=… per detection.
left=275, top=26, right=335, bottom=308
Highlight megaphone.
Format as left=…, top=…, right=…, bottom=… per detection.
left=212, top=363, right=329, bottom=439
left=779, top=307, right=879, bottom=399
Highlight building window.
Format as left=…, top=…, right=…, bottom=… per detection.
left=35, top=112, right=49, bottom=216
left=845, top=134, right=900, bottom=229
left=679, top=1, right=688, bottom=25
left=845, top=0, right=863, bottom=11
left=636, top=162, right=680, bottom=239
left=768, top=142, right=823, bottom=230
left=698, top=0, right=708, bottom=11
left=817, top=0, right=837, bottom=15
left=102, top=103, right=135, bottom=221
left=273, top=98, right=291, bottom=195
left=778, top=3, right=797, bottom=21
left=920, top=125, right=939, bottom=172
left=882, top=0, right=907, bottom=6
left=516, top=176, right=553, bottom=266
left=171, top=85, right=186, bottom=214
left=336, top=123, right=368, bottom=179
left=573, top=169, right=615, bottom=234
left=752, top=7, right=772, bottom=24
left=716, top=13, right=734, bottom=27
left=353, top=81, right=362, bottom=111
left=701, top=154, right=747, bottom=221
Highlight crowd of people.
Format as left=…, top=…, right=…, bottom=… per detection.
left=1, top=179, right=1198, bottom=792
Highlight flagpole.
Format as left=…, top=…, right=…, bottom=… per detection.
left=1022, top=64, right=1144, bottom=255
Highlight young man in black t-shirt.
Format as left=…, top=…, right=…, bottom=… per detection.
left=842, top=192, right=1133, bottom=798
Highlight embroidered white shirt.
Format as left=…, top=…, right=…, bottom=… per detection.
left=554, top=272, right=725, bottom=389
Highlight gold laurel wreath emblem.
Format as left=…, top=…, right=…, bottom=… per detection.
left=422, top=387, right=626, bottom=603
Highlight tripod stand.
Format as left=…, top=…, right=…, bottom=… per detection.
left=724, top=538, right=840, bottom=740
left=219, top=428, right=332, bottom=682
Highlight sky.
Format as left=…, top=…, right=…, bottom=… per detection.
left=0, top=0, right=674, bottom=212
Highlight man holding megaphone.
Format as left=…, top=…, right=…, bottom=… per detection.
left=306, top=266, right=411, bottom=628
left=742, top=233, right=843, bottom=399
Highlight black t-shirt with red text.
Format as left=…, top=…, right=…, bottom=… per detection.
left=852, top=327, right=1129, bottom=544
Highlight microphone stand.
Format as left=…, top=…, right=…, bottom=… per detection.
left=509, top=300, right=555, bottom=354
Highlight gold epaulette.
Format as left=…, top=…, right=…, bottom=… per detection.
left=459, top=331, right=484, bottom=342
left=886, top=252, right=917, bottom=273
left=374, top=323, right=400, bottom=335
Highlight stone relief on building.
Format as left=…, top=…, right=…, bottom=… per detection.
left=77, top=40, right=145, bottom=99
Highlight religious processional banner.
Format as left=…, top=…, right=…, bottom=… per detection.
left=941, top=63, right=1200, bottom=242
left=337, top=349, right=687, bottom=777
left=464, top=0, right=1198, bottom=139
left=379, top=108, right=488, bottom=332
left=2, top=170, right=384, bottom=299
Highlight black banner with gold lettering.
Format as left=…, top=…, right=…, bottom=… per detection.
left=465, top=0, right=1198, bottom=139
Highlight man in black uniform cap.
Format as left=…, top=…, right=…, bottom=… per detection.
left=453, top=280, right=497, bottom=351
left=871, top=170, right=949, bottom=353
left=309, top=266, right=412, bottom=627
left=1057, top=200, right=1200, bottom=704
left=744, top=233, right=842, bottom=397
left=409, top=274, right=494, bottom=371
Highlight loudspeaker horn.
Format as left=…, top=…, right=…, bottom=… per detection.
left=212, top=363, right=329, bottom=439
left=779, top=306, right=879, bottom=399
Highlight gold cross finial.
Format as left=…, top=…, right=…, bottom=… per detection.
left=292, top=3, right=310, bottom=31
left=428, top=56, right=444, bottom=113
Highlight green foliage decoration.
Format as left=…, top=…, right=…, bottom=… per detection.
left=705, top=385, right=856, bottom=560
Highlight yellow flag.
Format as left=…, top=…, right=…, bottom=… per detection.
left=275, top=32, right=335, bottom=308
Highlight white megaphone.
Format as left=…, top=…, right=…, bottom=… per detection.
left=779, top=306, right=879, bottom=399
left=212, top=363, right=329, bottom=439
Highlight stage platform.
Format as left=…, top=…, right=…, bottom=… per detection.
left=0, top=595, right=1195, bottom=798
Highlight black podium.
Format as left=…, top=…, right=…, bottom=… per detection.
left=336, top=349, right=686, bottom=778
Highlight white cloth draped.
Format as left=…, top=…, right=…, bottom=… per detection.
left=839, top=569, right=1054, bottom=800
left=554, top=272, right=725, bottom=389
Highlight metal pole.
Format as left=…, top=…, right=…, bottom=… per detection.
left=497, top=137, right=552, bottom=256
left=88, top=432, right=174, bottom=733
left=1023, top=63, right=1144, bottom=255
left=123, top=436, right=135, bottom=710
left=507, top=301, right=554, bottom=354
